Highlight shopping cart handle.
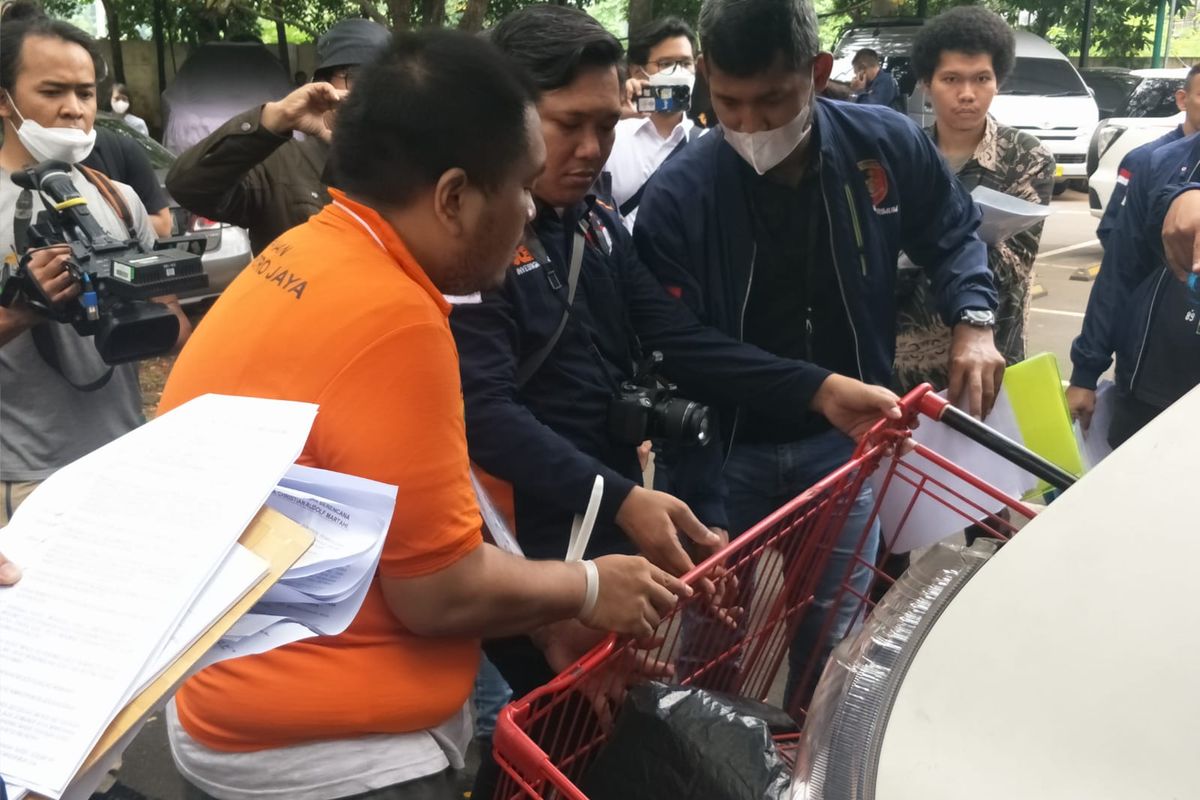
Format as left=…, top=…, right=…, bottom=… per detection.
left=921, top=392, right=1078, bottom=492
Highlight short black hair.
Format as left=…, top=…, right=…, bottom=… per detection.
left=333, top=29, right=538, bottom=208
left=490, top=4, right=623, bottom=92
left=0, top=1, right=106, bottom=91
left=852, top=48, right=880, bottom=69
left=1185, top=63, right=1200, bottom=91
left=628, top=17, right=697, bottom=68
left=911, top=6, right=1016, bottom=86
left=699, top=0, right=819, bottom=78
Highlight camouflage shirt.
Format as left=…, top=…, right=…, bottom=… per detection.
left=893, top=115, right=1055, bottom=392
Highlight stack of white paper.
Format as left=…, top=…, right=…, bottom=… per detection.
left=195, top=465, right=398, bottom=669
left=971, top=185, right=1054, bottom=245
left=869, top=387, right=1039, bottom=553
left=1073, top=379, right=1116, bottom=471
left=0, top=394, right=319, bottom=800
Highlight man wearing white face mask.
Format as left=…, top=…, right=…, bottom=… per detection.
left=0, top=8, right=190, bottom=523
left=605, top=17, right=703, bottom=231
left=634, top=0, right=1003, bottom=708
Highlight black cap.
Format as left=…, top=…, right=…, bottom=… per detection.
left=316, top=19, right=390, bottom=72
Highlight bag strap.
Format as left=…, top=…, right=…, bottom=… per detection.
left=78, top=165, right=137, bottom=241
left=515, top=227, right=586, bottom=389
left=618, top=134, right=691, bottom=218
left=31, top=323, right=115, bottom=392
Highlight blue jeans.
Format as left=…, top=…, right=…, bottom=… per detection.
left=678, top=430, right=879, bottom=709
left=472, top=654, right=512, bottom=741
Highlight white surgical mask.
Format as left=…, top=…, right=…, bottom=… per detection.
left=4, top=91, right=97, bottom=164
left=111, top=98, right=130, bottom=115
left=647, top=66, right=696, bottom=97
left=723, top=74, right=816, bottom=175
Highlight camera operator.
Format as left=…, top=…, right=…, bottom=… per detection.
left=166, top=19, right=389, bottom=253
left=0, top=13, right=190, bottom=524
left=452, top=2, right=901, bottom=727
left=606, top=17, right=702, bottom=230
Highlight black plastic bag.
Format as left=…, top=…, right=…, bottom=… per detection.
left=579, top=682, right=796, bottom=800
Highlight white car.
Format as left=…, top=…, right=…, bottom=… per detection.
left=1087, top=68, right=1189, bottom=219
left=987, top=32, right=1099, bottom=188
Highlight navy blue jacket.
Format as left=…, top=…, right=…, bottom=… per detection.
left=636, top=99, right=994, bottom=390
left=1096, top=125, right=1184, bottom=248
left=856, top=70, right=900, bottom=108
left=1071, top=131, right=1200, bottom=393
left=451, top=199, right=834, bottom=559
left=634, top=99, right=996, bottom=521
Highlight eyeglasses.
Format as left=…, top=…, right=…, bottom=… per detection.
left=649, top=58, right=696, bottom=74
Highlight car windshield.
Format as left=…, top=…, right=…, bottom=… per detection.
left=1082, top=72, right=1140, bottom=113
left=93, top=116, right=176, bottom=169
left=1001, top=57, right=1090, bottom=97
left=1123, top=77, right=1185, bottom=117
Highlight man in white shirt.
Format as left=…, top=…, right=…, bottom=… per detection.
left=607, top=17, right=700, bottom=230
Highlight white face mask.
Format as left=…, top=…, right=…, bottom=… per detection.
left=647, top=66, right=696, bottom=97
left=4, top=91, right=97, bottom=164
left=723, top=74, right=816, bottom=175
left=111, top=98, right=130, bottom=115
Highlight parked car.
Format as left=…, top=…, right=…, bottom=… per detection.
left=832, top=22, right=1100, bottom=193
left=1085, top=67, right=1189, bottom=220
left=93, top=114, right=253, bottom=303
left=1079, top=66, right=1140, bottom=120
left=161, top=41, right=292, bottom=156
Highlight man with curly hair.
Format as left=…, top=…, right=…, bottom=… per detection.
left=893, top=6, right=1056, bottom=392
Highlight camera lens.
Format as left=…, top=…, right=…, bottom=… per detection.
left=651, top=398, right=712, bottom=447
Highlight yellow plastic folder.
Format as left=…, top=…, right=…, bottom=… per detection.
left=1003, top=352, right=1085, bottom=499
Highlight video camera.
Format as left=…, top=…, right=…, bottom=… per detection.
left=609, top=351, right=712, bottom=448
left=0, top=161, right=208, bottom=364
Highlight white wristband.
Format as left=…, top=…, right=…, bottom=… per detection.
left=577, top=559, right=599, bottom=620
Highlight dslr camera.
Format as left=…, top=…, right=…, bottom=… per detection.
left=0, top=161, right=208, bottom=364
left=609, top=351, right=712, bottom=447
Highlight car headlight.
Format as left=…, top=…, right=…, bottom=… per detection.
left=1095, top=124, right=1126, bottom=162
left=791, top=538, right=1000, bottom=800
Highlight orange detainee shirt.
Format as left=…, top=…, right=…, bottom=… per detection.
left=159, top=190, right=483, bottom=752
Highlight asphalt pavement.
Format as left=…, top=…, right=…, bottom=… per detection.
left=96, top=190, right=1108, bottom=800
left=1027, top=188, right=1104, bottom=372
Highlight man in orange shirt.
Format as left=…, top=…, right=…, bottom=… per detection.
left=158, top=30, right=688, bottom=800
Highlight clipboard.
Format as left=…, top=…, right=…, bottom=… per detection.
left=29, top=506, right=315, bottom=800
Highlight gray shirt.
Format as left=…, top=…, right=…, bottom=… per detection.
left=0, top=167, right=154, bottom=481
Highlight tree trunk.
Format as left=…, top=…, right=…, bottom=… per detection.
left=388, top=0, right=414, bottom=29
left=627, top=0, right=652, bottom=35
left=419, top=0, right=445, bottom=27
left=151, top=0, right=165, bottom=95
left=458, top=0, right=487, bottom=31
left=103, top=0, right=126, bottom=85
left=358, top=0, right=391, bottom=27
left=274, top=0, right=290, bottom=72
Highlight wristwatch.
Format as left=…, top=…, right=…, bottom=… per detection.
left=957, top=308, right=996, bottom=328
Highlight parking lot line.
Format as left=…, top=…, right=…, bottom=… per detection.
left=1039, top=240, right=1100, bottom=258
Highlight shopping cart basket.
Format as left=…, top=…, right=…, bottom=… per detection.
left=492, top=385, right=1078, bottom=800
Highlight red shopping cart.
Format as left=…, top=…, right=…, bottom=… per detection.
left=491, top=385, right=1078, bottom=800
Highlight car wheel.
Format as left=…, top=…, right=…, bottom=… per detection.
left=1052, top=181, right=1068, bottom=197
left=1068, top=179, right=1088, bottom=193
